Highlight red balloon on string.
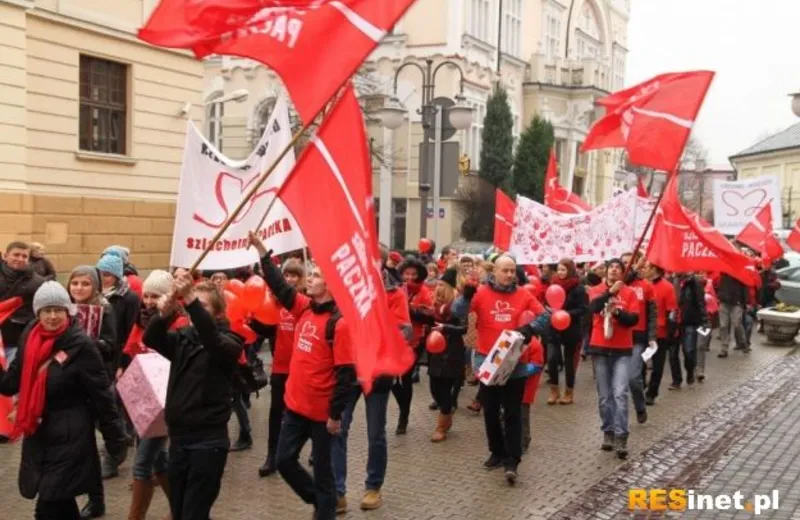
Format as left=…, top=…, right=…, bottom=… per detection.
left=518, top=310, right=536, bottom=327
left=551, top=310, right=571, bottom=331
left=546, top=285, right=566, bottom=310
left=226, top=293, right=248, bottom=323
left=418, top=238, right=433, bottom=254
left=225, top=279, right=245, bottom=297
left=253, top=293, right=280, bottom=325
left=426, top=330, right=446, bottom=354
left=232, top=320, right=257, bottom=344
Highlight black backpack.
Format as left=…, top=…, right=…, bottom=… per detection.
left=325, top=309, right=342, bottom=348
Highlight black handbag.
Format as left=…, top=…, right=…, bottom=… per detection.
left=249, top=356, right=269, bottom=391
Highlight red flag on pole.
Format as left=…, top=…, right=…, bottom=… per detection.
left=138, top=0, right=417, bottom=125
left=646, top=177, right=758, bottom=286
left=582, top=71, right=715, bottom=173
left=544, top=149, right=592, bottom=213
left=787, top=219, right=800, bottom=253
left=276, top=85, right=413, bottom=392
left=735, top=202, right=784, bottom=266
left=493, top=189, right=515, bottom=251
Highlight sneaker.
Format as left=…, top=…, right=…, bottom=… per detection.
left=258, top=454, right=277, bottom=477
left=636, top=409, right=648, bottom=424
left=743, top=347, right=752, bottom=354
left=483, top=454, right=503, bottom=469
left=668, top=383, right=681, bottom=391
left=718, top=351, right=728, bottom=358
left=428, top=401, right=439, bottom=411
left=360, top=489, right=382, bottom=510
left=395, top=418, right=408, bottom=435
left=504, top=465, right=518, bottom=486
left=336, top=495, right=348, bottom=515
left=79, top=500, right=105, bottom=519
left=687, top=373, right=695, bottom=385
left=615, top=435, right=629, bottom=460
left=230, top=432, right=253, bottom=452
left=645, top=395, right=655, bottom=406
left=601, top=432, right=614, bottom=451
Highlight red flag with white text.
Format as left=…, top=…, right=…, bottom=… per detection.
left=646, top=177, right=758, bottom=286
left=735, top=202, right=784, bottom=266
left=276, top=86, right=413, bottom=392
left=787, top=219, right=800, bottom=253
left=139, top=0, right=417, bottom=124
left=493, top=189, right=515, bottom=251
left=544, top=149, right=592, bottom=213
left=583, top=71, right=715, bottom=173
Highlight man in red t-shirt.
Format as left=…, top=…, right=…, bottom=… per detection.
left=249, top=232, right=355, bottom=520
left=587, top=258, right=640, bottom=460
left=644, top=263, right=678, bottom=405
left=452, top=255, right=546, bottom=486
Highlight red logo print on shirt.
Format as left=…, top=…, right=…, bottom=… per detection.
left=279, top=308, right=295, bottom=332
left=297, top=321, right=319, bottom=353
left=490, top=300, right=513, bottom=323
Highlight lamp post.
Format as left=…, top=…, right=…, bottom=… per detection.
left=379, top=59, right=473, bottom=245
left=791, top=91, right=800, bottom=118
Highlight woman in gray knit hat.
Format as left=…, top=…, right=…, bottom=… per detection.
left=0, top=281, right=127, bottom=518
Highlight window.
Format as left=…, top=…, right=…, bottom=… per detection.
left=554, top=138, right=567, bottom=165
left=502, top=0, right=522, bottom=58
left=544, top=9, right=562, bottom=59
left=575, top=2, right=602, bottom=60
left=468, top=0, right=493, bottom=43
left=391, top=198, right=407, bottom=250
left=206, top=93, right=225, bottom=151
left=253, top=97, right=277, bottom=147
left=79, top=55, right=127, bottom=155
left=462, top=99, right=486, bottom=168
left=578, top=3, right=601, bottom=40
left=612, top=47, right=626, bottom=90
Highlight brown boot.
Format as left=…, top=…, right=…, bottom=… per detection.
left=431, top=413, right=449, bottom=442
left=153, top=472, right=172, bottom=520
left=558, top=387, right=574, bottom=405
left=547, top=385, right=560, bottom=405
left=127, top=479, right=155, bottom=520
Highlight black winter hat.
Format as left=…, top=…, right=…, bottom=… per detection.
left=440, top=268, right=458, bottom=289
left=398, top=257, right=428, bottom=283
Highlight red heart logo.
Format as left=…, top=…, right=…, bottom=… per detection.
left=495, top=301, right=512, bottom=313
left=720, top=189, right=767, bottom=217
left=300, top=321, right=317, bottom=338
left=193, top=172, right=278, bottom=229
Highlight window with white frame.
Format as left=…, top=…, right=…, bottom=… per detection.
left=612, top=47, right=626, bottom=90
left=544, top=8, right=562, bottom=59
left=578, top=3, right=601, bottom=40
left=576, top=2, right=602, bottom=59
left=502, top=0, right=522, bottom=58
left=468, top=0, right=494, bottom=43
left=206, top=92, right=224, bottom=151
left=462, top=99, right=486, bottom=168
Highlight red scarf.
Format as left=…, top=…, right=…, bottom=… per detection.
left=11, top=321, right=69, bottom=441
left=551, top=275, right=579, bottom=294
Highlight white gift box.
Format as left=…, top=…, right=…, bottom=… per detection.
left=117, top=353, right=170, bottom=439
left=477, top=330, right=526, bottom=386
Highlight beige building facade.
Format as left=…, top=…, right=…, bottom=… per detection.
left=204, top=0, right=631, bottom=251
left=0, top=0, right=203, bottom=274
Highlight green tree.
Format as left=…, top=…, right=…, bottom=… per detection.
left=511, top=115, right=554, bottom=202
left=479, top=85, right=514, bottom=190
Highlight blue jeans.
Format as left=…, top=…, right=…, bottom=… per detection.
left=593, top=354, right=630, bottom=437
left=332, top=388, right=389, bottom=497
left=670, top=327, right=698, bottom=385
left=629, top=344, right=647, bottom=414
left=133, top=436, right=168, bottom=480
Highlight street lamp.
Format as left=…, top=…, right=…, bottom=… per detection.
left=379, top=58, right=473, bottom=245
left=791, top=91, right=800, bottom=118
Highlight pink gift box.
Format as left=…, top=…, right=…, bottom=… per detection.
left=117, top=353, right=170, bottom=439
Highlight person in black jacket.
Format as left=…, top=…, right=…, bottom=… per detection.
left=0, top=281, right=127, bottom=519
left=670, top=273, right=709, bottom=389
left=143, top=271, right=243, bottom=520
left=716, top=273, right=748, bottom=356
left=0, top=241, right=45, bottom=367
left=545, top=259, right=588, bottom=405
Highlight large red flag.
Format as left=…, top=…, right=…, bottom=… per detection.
left=787, top=219, right=800, bottom=253
left=493, top=189, right=515, bottom=251
left=646, top=177, right=758, bottom=286
left=583, top=71, right=715, bottom=173
left=544, top=149, right=592, bottom=213
left=276, top=85, right=413, bottom=392
left=637, top=177, right=650, bottom=198
left=139, top=0, right=417, bottom=124
left=735, top=202, right=784, bottom=266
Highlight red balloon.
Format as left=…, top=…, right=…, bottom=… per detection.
left=418, top=238, right=433, bottom=254
left=225, top=279, right=245, bottom=297
left=518, top=310, right=536, bottom=327
left=426, top=330, right=446, bottom=354
left=551, top=310, right=571, bottom=331
left=242, top=276, right=267, bottom=312
left=253, top=293, right=280, bottom=325
left=546, top=284, right=566, bottom=310
left=226, top=293, right=248, bottom=323
left=232, top=320, right=257, bottom=344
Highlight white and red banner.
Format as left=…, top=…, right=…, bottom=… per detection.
left=735, top=201, right=784, bottom=266
left=276, top=85, right=413, bottom=391
left=510, top=189, right=641, bottom=265
left=712, top=175, right=781, bottom=235
left=139, top=0, right=417, bottom=124
left=170, top=97, right=305, bottom=270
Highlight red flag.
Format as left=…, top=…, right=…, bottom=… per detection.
left=493, top=189, right=515, bottom=251
left=139, top=0, right=417, bottom=125
left=787, top=219, right=800, bottom=253
left=276, top=86, right=413, bottom=392
left=544, top=149, right=592, bottom=213
left=646, top=177, right=758, bottom=286
left=583, top=71, right=715, bottom=173
left=735, top=202, right=784, bottom=266
left=637, top=177, right=650, bottom=198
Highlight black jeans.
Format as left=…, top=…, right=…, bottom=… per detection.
left=168, top=442, right=228, bottom=520
left=268, top=373, right=288, bottom=458
left=547, top=339, right=579, bottom=388
left=35, top=498, right=80, bottom=520
left=670, top=327, right=698, bottom=385
left=481, top=377, right=526, bottom=467
left=430, top=376, right=458, bottom=414
left=646, top=338, right=670, bottom=399
left=391, top=366, right=414, bottom=423
left=277, top=410, right=336, bottom=520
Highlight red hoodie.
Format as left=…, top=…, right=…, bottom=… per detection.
left=588, top=283, right=639, bottom=350
left=272, top=306, right=297, bottom=374
left=651, top=277, right=678, bottom=339
left=470, top=284, right=545, bottom=355
left=407, top=283, right=433, bottom=346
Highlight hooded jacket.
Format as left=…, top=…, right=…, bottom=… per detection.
left=0, top=261, right=44, bottom=347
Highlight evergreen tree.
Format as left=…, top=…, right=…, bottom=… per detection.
left=479, top=85, right=514, bottom=190
left=511, top=115, right=554, bottom=202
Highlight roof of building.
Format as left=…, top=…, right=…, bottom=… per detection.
left=730, top=121, right=800, bottom=159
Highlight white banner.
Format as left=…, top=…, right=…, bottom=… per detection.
left=170, top=97, right=306, bottom=271
left=712, top=175, right=781, bottom=235
left=635, top=196, right=657, bottom=249
left=510, top=190, right=638, bottom=264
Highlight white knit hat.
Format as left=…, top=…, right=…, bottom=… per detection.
left=33, top=281, right=73, bottom=316
left=142, top=270, right=174, bottom=297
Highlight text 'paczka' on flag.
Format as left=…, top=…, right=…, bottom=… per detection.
left=138, top=0, right=418, bottom=125
left=275, top=85, right=414, bottom=393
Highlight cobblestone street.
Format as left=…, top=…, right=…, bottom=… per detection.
left=0, top=336, right=796, bottom=520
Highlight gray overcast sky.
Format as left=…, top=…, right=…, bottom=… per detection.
left=626, top=0, right=800, bottom=166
